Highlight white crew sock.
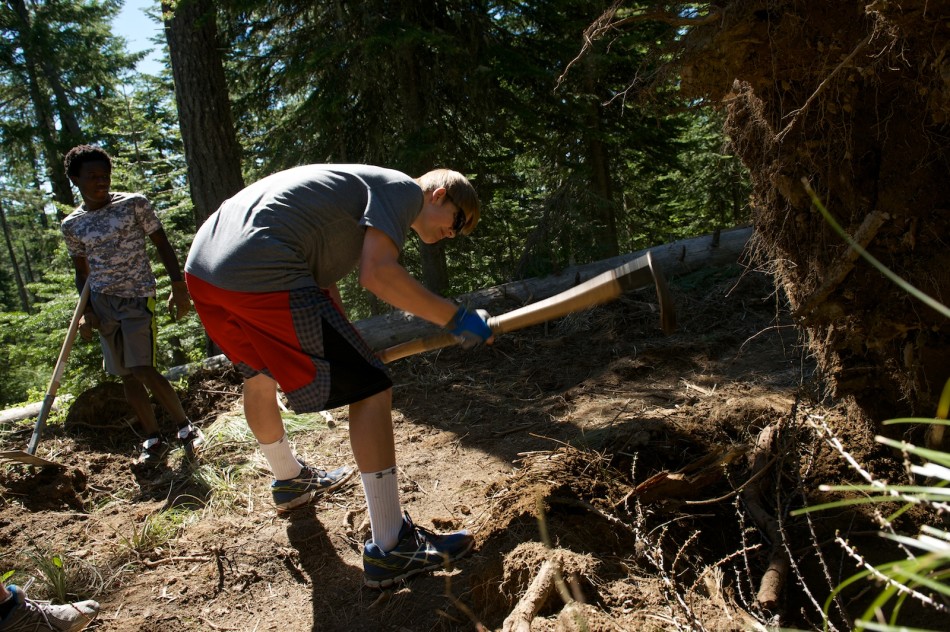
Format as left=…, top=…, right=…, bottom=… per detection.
left=361, top=466, right=404, bottom=552
left=258, top=434, right=303, bottom=480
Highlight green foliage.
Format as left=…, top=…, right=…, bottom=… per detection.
left=0, top=265, right=103, bottom=405
left=19, top=544, right=100, bottom=605
left=0, top=0, right=753, bottom=402
left=24, top=549, right=69, bottom=604
left=0, top=233, right=205, bottom=406
left=116, top=508, right=195, bottom=559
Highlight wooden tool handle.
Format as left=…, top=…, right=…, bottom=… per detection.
left=27, top=281, right=89, bottom=456
left=378, top=253, right=661, bottom=364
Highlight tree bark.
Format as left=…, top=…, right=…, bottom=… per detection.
left=584, top=57, right=619, bottom=260
left=162, top=0, right=244, bottom=228
left=9, top=0, right=75, bottom=207
left=20, top=242, right=33, bottom=284
left=395, top=8, right=449, bottom=294
left=418, top=241, right=449, bottom=296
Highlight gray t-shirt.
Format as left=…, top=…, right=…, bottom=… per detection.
left=185, top=165, right=423, bottom=291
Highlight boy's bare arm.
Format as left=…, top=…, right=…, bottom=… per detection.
left=358, top=227, right=458, bottom=327
left=148, top=228, right=184, bottom=281
left=71, top=255, right=90, bottom=296
left=71, top=255, right=98, bottom=339
left=148, top=228, right=191, bottom=320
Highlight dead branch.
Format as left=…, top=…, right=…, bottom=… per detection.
left=501, top=558, right=560, bottom=632
left=558, top=2, right=720, bottom=88
left=142, top=554, right=212, bottom=568
left=601, top=7, right=721, bottom=31
left=740, top=423, right=788, bottom=611
left=685, top=454, right=778, bottom=506
left=616, top=445, right=746, bottom=506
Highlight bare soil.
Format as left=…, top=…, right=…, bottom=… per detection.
left=1, top=265, right=938, bottom=631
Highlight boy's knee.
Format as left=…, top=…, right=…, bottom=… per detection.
left=128, top=365, right=161, bottom=383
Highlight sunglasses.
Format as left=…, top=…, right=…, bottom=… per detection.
left=446, top=193, right=467, bottom=234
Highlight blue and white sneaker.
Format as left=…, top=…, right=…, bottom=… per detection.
left=271, top=464, right=355, bottom=514
left=362, top=512, right=474, bottom=588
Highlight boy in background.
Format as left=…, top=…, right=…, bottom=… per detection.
left=61, top=144, right=203, bottom=466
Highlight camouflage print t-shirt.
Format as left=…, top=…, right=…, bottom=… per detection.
left=61, top=192, right=161, bottom=298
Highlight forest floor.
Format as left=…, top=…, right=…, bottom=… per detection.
left=0, top=263, right=941, bottom=631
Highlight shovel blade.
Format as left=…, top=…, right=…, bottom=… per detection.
left=0, top=450, right=64, bottom=469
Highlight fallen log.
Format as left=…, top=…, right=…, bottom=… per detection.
left=0, top=396, right=72, bottom=425
left=142, top=227, right=754, bottom=378
left=357, top=225, right=752, bottom=351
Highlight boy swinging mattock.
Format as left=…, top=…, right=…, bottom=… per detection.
left=184, top=164, right=493, bottom=587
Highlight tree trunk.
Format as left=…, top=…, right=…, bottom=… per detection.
left=20, top=242, right=34, bottom=284
left=584, top=57, right=619, bottom=261
left=40, top=58, right=82, bottom=146
left=162, top=0, right=244, bottom=228
left=418, top=241, right=449, bottom=296
left=395, top=13, right=449, bottom=295
left=9, top=0, right=75, bottom=207
left=0, top=201, right=31, bottom=312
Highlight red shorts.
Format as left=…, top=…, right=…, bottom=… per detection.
left=186, top=273, right=391, bottom=412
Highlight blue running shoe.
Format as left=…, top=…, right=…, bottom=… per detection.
left=271, top=464, right=354, bottom=514
left=363, top=513, right=474, bottom=588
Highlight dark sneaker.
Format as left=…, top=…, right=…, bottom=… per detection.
left=271, top=464, right=355, bottom=514
left=362, top=512, right=474, bottom=588
left=135, top=434, right=165, bottom=466
left=177, top=423, right=205, bottom=459
left=0, top=584, right=99, bottom=631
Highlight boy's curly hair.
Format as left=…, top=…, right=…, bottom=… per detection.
left=64, top=145, right=112, bottom=178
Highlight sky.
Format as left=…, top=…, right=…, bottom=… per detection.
left=112, top=0, right=164, bottom=76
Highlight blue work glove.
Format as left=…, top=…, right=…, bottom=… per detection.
left=446, top=306, right=492, bottom=349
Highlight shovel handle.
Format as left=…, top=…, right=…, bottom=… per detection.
left=26, top=281, right=90, bottom=456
